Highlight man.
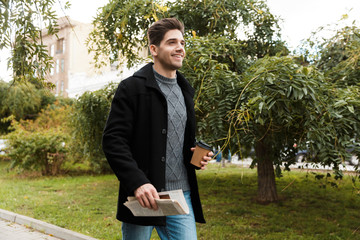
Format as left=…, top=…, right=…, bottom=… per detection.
left=102, top=18, right=213, bottom=240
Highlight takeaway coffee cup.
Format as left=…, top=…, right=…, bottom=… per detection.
left=190, top=141, right=212, bottom=168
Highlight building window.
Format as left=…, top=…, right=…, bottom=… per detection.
left=56, top=59, right=60, bottom=73
left=50, top=44, right=54, bottom=56
left=56, top=38, right=65, bottom=54
left=60, top=59, right=65, bottom=72
left=55, top=80, right=59, bottom=95
left=63, top=39, right=66, bottom=53
left=60, top=80, right=64, bottom=93
left=50, top=66, right=54, bottom=76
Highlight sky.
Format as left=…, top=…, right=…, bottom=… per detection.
left=267, top=0, right=360, bottom=50
left=1, top=0, right=359, bottom=81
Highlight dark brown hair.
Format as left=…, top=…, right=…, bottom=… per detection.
left=147, top=18, right=184, bottom=46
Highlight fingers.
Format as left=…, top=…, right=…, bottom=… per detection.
left=134, top=183, right=159, bottom=210
left=200, top=151, right=214, bottom=170
left=200, top=160, right=208, bottom=170
left=204, top=151, right=214, bottom=161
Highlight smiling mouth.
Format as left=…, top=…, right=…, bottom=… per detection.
left=172, top=54, right=183, bottom=59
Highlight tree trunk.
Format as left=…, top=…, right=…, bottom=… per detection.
left=221, top=158, right=226, bottom=168
left=255, top=139, right=278, bottom=203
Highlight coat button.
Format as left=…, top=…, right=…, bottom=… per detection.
left=161, top=157, right=165, bottom=162
left=162, top=129, right=167, bottom=134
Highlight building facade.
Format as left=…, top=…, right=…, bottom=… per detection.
left=42, top=17, right=147, bottom=98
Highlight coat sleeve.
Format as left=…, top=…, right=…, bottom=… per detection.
left=102, top=81, right=150, bottom=194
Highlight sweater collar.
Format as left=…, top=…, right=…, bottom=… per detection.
left=133, top=63, right=195, bottom=97
left=152, top=67, right=177, bottom=85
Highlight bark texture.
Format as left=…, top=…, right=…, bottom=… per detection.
left=255, top=139, right=278, bottom=203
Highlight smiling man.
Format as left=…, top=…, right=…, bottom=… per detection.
left=102, top=18, right=213, bottom=240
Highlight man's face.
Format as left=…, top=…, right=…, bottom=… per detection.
left=151, top=29, right=186, bottom=71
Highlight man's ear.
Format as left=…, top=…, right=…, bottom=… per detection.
left=149, top=44, right=158, bottom=57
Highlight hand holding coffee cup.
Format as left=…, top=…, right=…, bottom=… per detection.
left=190, top=141, right=213, bottom=168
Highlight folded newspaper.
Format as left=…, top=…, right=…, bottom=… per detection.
left=124, top=189, right=189, bottom=216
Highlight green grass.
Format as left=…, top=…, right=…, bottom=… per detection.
left=0, top=160, right=360, bottom=240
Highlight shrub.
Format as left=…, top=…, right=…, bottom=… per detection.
left=0, top=81, right=58, bottom=134
left=6, top=123, right=68, bottom=175
left=5, top=103, right=71, bottom=175
left=68, top=83, right=117, bottom=173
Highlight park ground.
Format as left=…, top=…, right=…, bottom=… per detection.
left=0, top=160, right=359, bottom=240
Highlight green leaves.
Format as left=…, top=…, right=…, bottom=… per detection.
left=239, top=55, right=322, bottom=117
left=5, top=104, right=70, bottom=175
left=87, top=0, right=167, bottom=69
left=302, top=23, right=360, bottom=88
left=0, top=81, right=56, bottom=126
left=226, top=54, right=359, bottom=171
left=89, top=0, right=286, bottom=70
left=180, top=35, right=244, bottom=148
left=68, top=83, right=117, bottom=173
left=87, top=0, right=360, bottom=188
left=0, top=0, right=60, bottom=86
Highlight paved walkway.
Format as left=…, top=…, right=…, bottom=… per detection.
left=0, top=209, right=98, bottom=240
left=0, top=218, right=61, bottom=240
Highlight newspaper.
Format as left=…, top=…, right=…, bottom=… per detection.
left=124, top=189, right=189, bottom=216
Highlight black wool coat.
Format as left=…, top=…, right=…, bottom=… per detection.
left=102, top=63, right=205, bottom=226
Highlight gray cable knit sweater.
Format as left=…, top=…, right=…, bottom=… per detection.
left=153, top=68, right=190, bottom=191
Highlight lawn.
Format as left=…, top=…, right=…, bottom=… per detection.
left=0, top=160, right=359, bottom=240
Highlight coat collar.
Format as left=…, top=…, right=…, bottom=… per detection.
left=133, top=63, right=195, bottom=97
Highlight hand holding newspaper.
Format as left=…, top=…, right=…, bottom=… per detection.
left=124, top=189, right=189, bottom=216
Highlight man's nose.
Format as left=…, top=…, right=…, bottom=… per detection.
left=175, top=43, right=184, bottom=51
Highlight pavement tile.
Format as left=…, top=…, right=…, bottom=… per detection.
left=0, top=218, right=62, bottom=240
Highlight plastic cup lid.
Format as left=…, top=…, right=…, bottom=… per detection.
left=197, top=141, right=212, bottom=150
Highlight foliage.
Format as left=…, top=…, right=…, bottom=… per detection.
left=0, top=0, right=70, bottom=86
left=320, top=25, right=360, bottom=87
left=0, top=80, right=56, bottom=133
left=170, top=0, right=284, bottom=59
left=227, top=55, right=359, bottom=173
left=181, top=36, right=243, bottom=147
left=325, top=86, right=360, bottom=169
left=68, top=83, right=117, bottom=173
left=32, top=100, right=73, bottom=130
left=89, top=0, right=359, bottom=202
left=0, top=81, right=42, bottom=119
left=87, top=0, right=287, bottom=69
left=89, top=0, right=288, bottom=150
left=5, top=104, right=71, bottom=175
left=297, top=21, right=360, bottom=171
left=182, top=23, right=359, bottom=201
left=87, top=0, right=163, bottom=69
left=300, top=22, right=360, bottom=87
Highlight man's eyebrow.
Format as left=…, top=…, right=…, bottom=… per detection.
left=165, top=38, right=185, bottom=43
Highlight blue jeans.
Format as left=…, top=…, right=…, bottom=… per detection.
left=121, top=191, right=197, bottom=240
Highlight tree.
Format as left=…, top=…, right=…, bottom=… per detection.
left=299, top=20, right=360, bottom=87
left=89, top=0, right=359, bottom=203
left=0, top=0, right=69, bottom=86
left=299, top=22, right=360, bottom=163
left=315, top=23, right=360, bottom=171
left=317, top=25, right=360, bottom=88
left=0, top=80, right=56, bottom=133
left=87, top=0, right=286, bottom=69
left=68, top=83, right=117, bottom=173
left=228, top=55, right=360, bottom=202
left=88, top=0, right=287, bottom=149
left=88, top=0, right=292, bottom=202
